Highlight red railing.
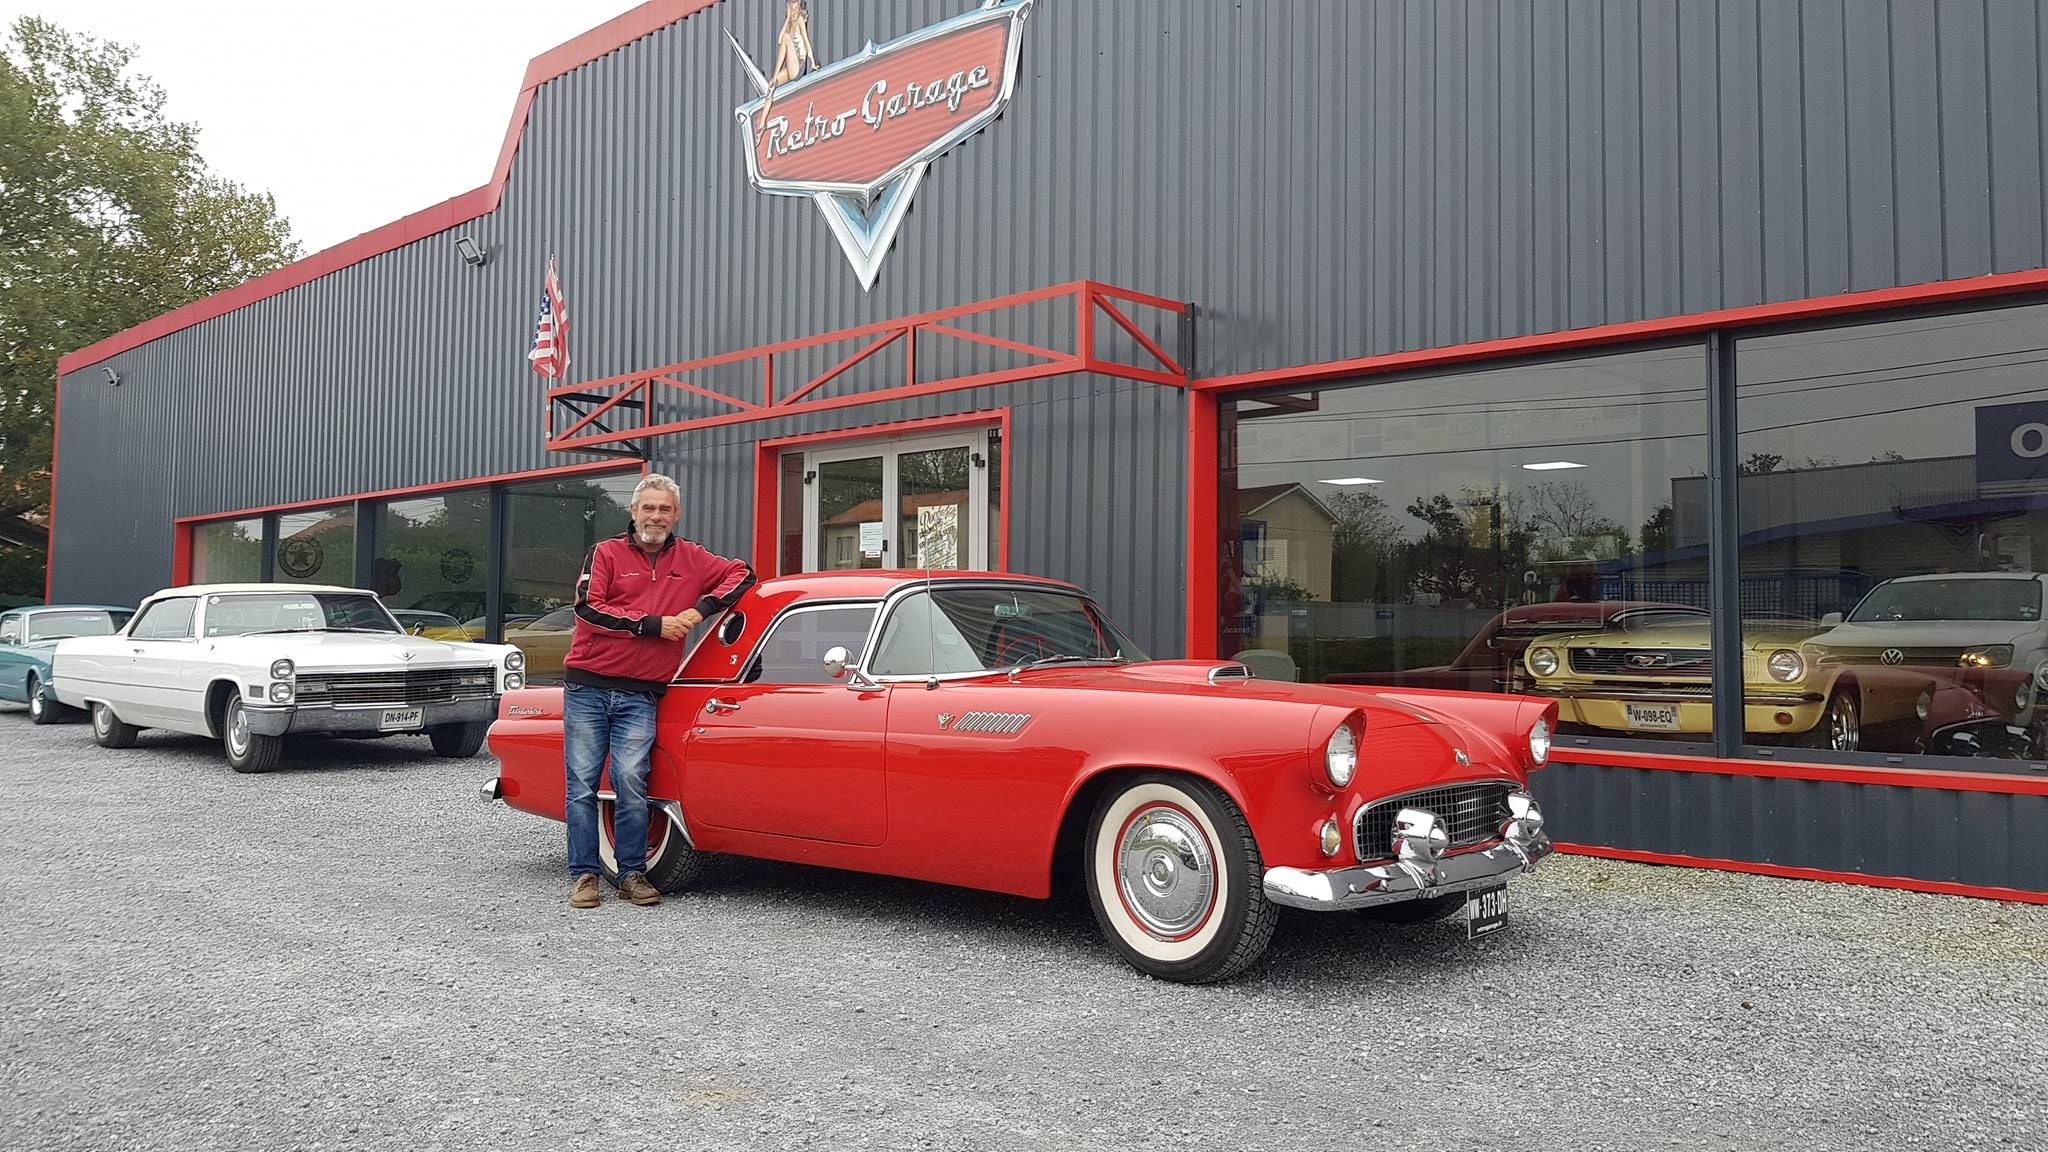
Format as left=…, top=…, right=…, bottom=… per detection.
left=545, top=280, right=1187, bottom=453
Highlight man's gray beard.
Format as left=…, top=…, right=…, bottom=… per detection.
left=636, top=528, right=669, bottom=548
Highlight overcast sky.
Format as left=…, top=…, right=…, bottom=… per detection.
left=2, top=1, right=637, bottom=254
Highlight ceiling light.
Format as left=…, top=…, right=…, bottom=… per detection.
left=1319, top=477, right=1383, bottom=486
left=1520, top=461, right=1587, bottom=471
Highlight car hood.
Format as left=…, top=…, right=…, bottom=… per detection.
left=203, top=633, right=501, bottom=669
left=1807, top=621, right=2038, bottom=649
left=1532, top=625, right=1813, bottom=651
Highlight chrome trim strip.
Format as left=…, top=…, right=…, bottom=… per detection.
left=1527, top=686, right=1817, bottom=705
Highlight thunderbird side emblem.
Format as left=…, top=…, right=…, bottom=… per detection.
left=726, top=0, right=1036, bottom=290
left=937, top=712, right=954, bottom=730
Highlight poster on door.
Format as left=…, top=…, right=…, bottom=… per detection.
left=916, top=505, right=960, bottom=569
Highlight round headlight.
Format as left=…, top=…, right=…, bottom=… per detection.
left=1528, top=647, right=1559, bottom=677
left=1528, top=717, right=1551, bottom=767
left=1915, top=687, right=1934, bottom=721
left=505, top=650, right=526, bottom=672
left=504, top=672, right=525, bottom=692
left=267, top=681, right=293, bottom=703
left=2019, top=679, right=2034, bottom=711
left=1325, top=723, right=1357, bottom=788
left=1767, top=649, right=1804, bottom=683
left=1317, top=818, right=1342, bottom=857
left=269, top=658, right=295, bottom=680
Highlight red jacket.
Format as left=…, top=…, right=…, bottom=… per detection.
left=564, top=533, right=755, bottom=693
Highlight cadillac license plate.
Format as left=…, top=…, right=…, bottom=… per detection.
left=1466, top=883, right=1509, bottom=940
left=378, top=707, right=424, bottom=731
left=1623, top=702, right=1681, bottom=731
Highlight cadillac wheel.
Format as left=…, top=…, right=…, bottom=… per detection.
left=222, top=696, right=284, bottom=774
left=596, top=795, right=704, bottom=894
left=1085, top=774, right=1278, bottom=984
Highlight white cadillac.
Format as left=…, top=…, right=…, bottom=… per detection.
left=52, top=583, right=527, bottom=772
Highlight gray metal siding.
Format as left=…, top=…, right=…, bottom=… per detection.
left=1533, top=761, right=2048, bottom=893
left=50, top=0, right=2048, bottom=639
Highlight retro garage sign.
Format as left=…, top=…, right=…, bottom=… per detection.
left=727, top=0, right=1035, bottom=290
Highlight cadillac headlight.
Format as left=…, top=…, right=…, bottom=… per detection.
left=1528, top=717, right=1551, bottom=766
left=505, top=650, right=526, bottom=672
left=1325, top=723, right=1357, bottom=788
left=269, top=658, right=295, bottom=680
left=1766, top=649, right=1805, bottom=683
left=504, top=673, right=524, bottom=691
left=267, top=681, right=293, bottom=703
left=1528, top=647, right=1559, bottom=677
left=1960, top=645, right=2014, bottom=669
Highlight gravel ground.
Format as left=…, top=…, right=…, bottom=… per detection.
left=1, top=708, right=2043, bottom=1152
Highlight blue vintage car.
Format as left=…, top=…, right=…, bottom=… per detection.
left=0, top=605, right=135, bottom=724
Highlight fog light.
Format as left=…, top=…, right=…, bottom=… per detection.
left=504, top=673, right=524, bottom=691
left=269, top=658, right=295, bottom=680
left=1318, top=818, right=1342, bottom=857
left=267, top=681, right=293, bottom=703
left=1505, top=791, right=1545, bottom=840
left=1391, top=807, right=1447, bottom=865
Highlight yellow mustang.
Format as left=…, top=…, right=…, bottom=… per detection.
left=1515, top=606, right=2032, bottom=754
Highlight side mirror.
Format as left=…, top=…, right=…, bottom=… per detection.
left=1819, top=612, right=1843, bottom=628
left=822, top=645, right=852, bottom=679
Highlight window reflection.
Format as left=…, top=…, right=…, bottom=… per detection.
left=374, top=493, right=489, bottom=637
left=193, top=518, right=262, bottom=583
left=501, top=474, right=638, bottom=679
left=1738, top=303, right=2048, bottom=761
left=1225, top=347, right=1710, bottom=747
left=274, top=507, right=353, bottom=586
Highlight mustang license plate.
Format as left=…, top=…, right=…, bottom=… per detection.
left=378, top=707, right=424, bottom=731
left=1465, top=883, right=1509, bottom=940
left=1623, top=701, right=1682, bottom=731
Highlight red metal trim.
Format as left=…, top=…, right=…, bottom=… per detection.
left=752, top=409, right=1013, bottom=576
left=782, top=330, right=906, bottom=408
left=1193, top=265, right=2048, bottom=394
left=654, top=375, right=760, bottom=412
left=1555, top=843, right=2048, bottom=905
left=921, top=322, right=1067, bottom=363
left=1095, top=295, right=1183, bottom=378
left=1185, top=388, right=1220, bottom=659
left=55, top=0, right=723, bottom=378
left=170, top=522, right=192, bottom=587
left=43, top=369, right=60, bottom=605
left=1555, top=745, right=2048, bottom=796
left=172, top=459, right=637, bottom=525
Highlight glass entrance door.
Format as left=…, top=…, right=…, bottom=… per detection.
left=800, top=432, right=992, bottom=572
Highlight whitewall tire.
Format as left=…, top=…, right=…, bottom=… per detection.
left=597, top=796, right=703, bottom=894
left=1084, top=773, right=1278, bottom=984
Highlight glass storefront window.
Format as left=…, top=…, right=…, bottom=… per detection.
left=1224, top=346, right=1709, bottom=748
left=273, top=507, right=354, bottom=586
left=1737, top=302, right=2048, bottom=763
left=375, top=493, right=489, bottom=636
left=193, top=518, right=262, bottom=583
left=501, top=473, right=638, bottom=680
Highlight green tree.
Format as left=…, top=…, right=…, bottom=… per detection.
left=0, top=16, right=300, bottom=519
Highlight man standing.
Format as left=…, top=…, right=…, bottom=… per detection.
left=562, top=473, right=754, bottom=909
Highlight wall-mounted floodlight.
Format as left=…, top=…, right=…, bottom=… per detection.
left=102, top=367, right=121, bottom=387
left=454, top=236, right=488, bottom=267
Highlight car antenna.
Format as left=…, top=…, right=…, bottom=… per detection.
left=924, top=564, right=938, bottom=691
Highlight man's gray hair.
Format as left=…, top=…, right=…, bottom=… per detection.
left=632, top=473, right=682, bottom=506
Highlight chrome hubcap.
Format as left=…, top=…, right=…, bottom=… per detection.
left=94, top=706, right=109, bottom=733
left=28, top=682, right=41, bottom=717
left=1831, top=700, right=1859, bottom=751
left=229, top=705, right=248, bottom=755
left=1116, top=804, right=1215, bottom=939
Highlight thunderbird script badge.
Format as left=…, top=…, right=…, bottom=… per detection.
left=727, top=0, right=1036, bottom=290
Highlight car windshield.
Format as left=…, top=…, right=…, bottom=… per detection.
left=1847, top=578, right=2043, bottom=623
left=26, top=610, right=131, bottom=642
left=869, top=587, right=1148, bottom=677
left=202, top=592, right=400, bottom=637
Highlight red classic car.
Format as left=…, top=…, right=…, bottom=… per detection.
left=481, top=572, right=1556, bottom=983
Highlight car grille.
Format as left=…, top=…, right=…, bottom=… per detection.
left=1569, top=648, right=1712, bottom=676
left=1354, top=781, right=1511, bottom=862
left=1813, top=647, right=1959, bottom=668
left=295, top=666, right=497, bottom=707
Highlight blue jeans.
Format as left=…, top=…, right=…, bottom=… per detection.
left=563, top=682, right=658, bottom=879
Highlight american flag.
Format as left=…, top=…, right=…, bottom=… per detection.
left=528, top=256, right=569, bottom=378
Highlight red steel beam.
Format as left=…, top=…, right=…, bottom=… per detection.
left=1095, top=296, right=1183, bottom=379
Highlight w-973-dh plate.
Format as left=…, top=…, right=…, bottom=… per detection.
left=1466, top=883, right=1509, bottom=940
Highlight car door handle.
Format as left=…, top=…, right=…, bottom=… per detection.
left=705, top=699, right=741, bottom=715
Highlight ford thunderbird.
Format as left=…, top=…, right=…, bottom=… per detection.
left=481, top=572, right=1555, bottom=983
left=53, top=583, right=527, bottom=772
left=0, top=604, right=135, bottom=724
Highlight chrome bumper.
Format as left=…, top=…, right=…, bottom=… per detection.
left=244, top=697, right=499, bottom=737
left=478, top=777, right=503, bottom=802
left=1263, top=833, right=1553, bottom=912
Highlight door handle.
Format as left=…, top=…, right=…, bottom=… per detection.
left=131, top=647, right=146, bottom=655
left=705, top=698, right=741, bottom=715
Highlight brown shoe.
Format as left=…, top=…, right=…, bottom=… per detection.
left=618, top=872, right=662, bottom=906
left=569, top=874, right=601, bottom=909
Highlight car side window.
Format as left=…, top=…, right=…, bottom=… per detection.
left=131, top=598, right=197, bottom=640
left=0, top=616, right=19, bottom=644
left=744, top=606, right=878, bottom=685
left=868, top=592, right=984, bottom=677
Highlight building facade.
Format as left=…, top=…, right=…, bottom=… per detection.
left=50, top=0, right=2048, bottom=898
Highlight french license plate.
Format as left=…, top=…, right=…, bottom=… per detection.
left=1623, top=701, right=1682, bottom=731
left=378, top=707, right=424, bottom=731
left=1466, top=883, right=1509, bottom=940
